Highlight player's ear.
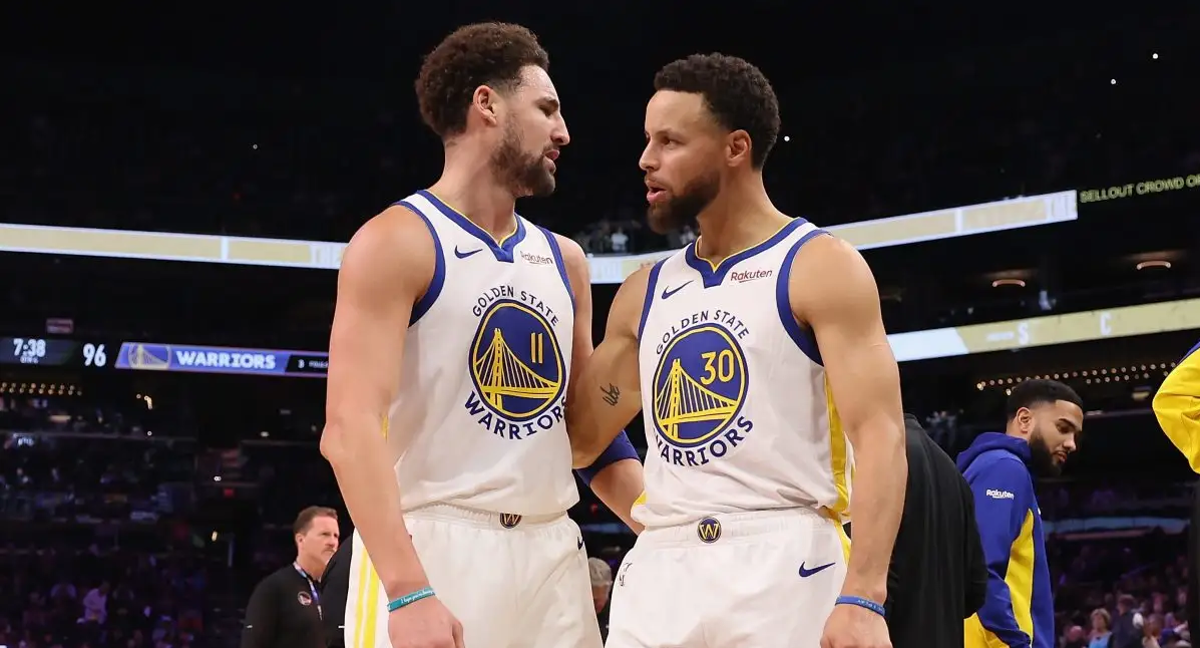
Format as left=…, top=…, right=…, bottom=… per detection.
left=472, top=85, right=501, bottom=127
left=726, top=130, right=752, bottom=167
left=1016, top=407, right=1035, bottom=434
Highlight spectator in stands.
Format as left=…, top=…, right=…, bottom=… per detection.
left=1090, top=608, right=1114, bottom=648
left=1111, top=594, right=1145, bottom=648
left=242, top=506, right=340, bottom=648
left=589, top=557, right=613, bottom=641
left=610, top=228, right=628, bottom=253
left=81, top=581, right=109, bottom=624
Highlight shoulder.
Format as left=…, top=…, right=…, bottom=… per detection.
left=600, top=263, right=657, bottom=338
left=788, top=233, right=875, bottom=294
left=968, top=453, right=1033, bottom=491
left=254, top=567, right=289, bottom=593
left=339, top=204, right=436, bottom=291
left=550, top=231, right=591, bottom=286
left=787, top=233, right=879, bottom=316
left=350, top=203, right=437, bottom=257
left=616, top=263, right=656, bottom=308
left=550, top=231, right=587, bottom=267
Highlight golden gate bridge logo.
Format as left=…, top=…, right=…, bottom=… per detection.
left=651, top=324, right=747, bottom=448
left=469, top=300, right=565, bottom=422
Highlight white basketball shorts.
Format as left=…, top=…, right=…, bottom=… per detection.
left=605, top=508, right=850, bottom=648
left=344, top=504, right=602, bottom=648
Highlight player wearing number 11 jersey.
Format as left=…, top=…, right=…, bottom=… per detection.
left=566, top=54, right=907, bottom=648
left=320, top=22, right=642, bottom=648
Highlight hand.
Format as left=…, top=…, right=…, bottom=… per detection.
left=820, top=602, right=891, bottom=648
left=388, top=595, right=464, bottom=648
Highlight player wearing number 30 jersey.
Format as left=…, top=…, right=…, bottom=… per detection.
left=566, top=54, right=907, bottom=648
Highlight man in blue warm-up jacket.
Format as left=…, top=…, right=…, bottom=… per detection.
left=958, top=379, right=1084, bottom=648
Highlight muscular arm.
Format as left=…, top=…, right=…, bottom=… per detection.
left=791, top=235, right=906, bottom=604
left=557, top=235, right=644, bottom=533
left=320, top=206, right=435, bottom=601
left=565, top=266, right=652, bottom=468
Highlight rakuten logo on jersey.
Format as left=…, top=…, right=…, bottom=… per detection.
left=730, top=268, right=773, bottom=283
left=986, top=489, right=1016, bottom=500
left=520, top=251, right=554, bottom=266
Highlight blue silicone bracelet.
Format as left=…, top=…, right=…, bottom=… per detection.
left=387, top=587, right=435, bottom=612
left=835, top=595, right=886, bottom=618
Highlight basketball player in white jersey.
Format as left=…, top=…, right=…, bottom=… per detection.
left=566, top=54, right=907, bottom=648
left=320, top=23, right=644, bottom=648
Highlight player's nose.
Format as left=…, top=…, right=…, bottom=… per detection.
left=553, top=120, right=570, bottom=148
left=639, top=146, right=658, bottom=172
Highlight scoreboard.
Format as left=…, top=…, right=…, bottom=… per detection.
left=0, top=337, right=328, bottom=378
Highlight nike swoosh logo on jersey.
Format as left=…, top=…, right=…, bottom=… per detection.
left=577, top=537, right=584, bottom=550
left=798, top=561, right=835, bottom=578
left=661, top=280, right=693, bottom=300
left=455, top=246, right=482, bottom=259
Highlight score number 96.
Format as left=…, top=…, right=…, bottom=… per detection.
left=82, top=343, right=109, bottom=367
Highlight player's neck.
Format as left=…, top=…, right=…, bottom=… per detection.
left=295, top=554, right=325, bottom=581
left=693, top=178, right=788, bottom=265
left=429, top=147, right=518, bottom=240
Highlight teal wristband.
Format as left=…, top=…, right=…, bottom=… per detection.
left=387, top=587, right=435, bottom=612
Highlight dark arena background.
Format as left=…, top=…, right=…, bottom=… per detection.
left=2, top=1, right=1200, bottom=647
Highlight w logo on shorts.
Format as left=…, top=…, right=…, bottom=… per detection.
left=696, top=517, right=722, bottom=544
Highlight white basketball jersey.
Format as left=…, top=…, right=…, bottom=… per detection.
left=632, top=218, right=854, bottom=528
left=387, top=190, right=579, bottom=517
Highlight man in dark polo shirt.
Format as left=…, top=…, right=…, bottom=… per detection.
left=320, top=532, right=353, bottom=647
left=242, top=506, right=340, bottom=648
left=852, top=414, right=987, bottom=648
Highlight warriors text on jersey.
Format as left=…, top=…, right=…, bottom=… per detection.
left=633, top=218, right=853, bottom=528
left=390, top=190, right=579, bottom=517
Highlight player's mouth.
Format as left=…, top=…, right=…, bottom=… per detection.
left=544, top=149, right=559, bottom=173
left=1053, top=452, right=1068, bottom=464
left=646, top=181, right=667, bottom=204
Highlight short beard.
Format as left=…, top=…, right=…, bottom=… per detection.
left=1028, top=431, right=1061, bottom=477
left=646, top=168, right=720, bottom=235
left=489, top=120, right=555, bottom=198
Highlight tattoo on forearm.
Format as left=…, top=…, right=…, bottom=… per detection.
left=601, top=384, right=621, bottom=407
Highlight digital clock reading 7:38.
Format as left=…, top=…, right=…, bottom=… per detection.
left=11, top=338, right=48, bottom=363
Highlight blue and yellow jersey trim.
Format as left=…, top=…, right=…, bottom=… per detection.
left=684, top=218, right=804, bottom=288
left=418, top=189, right=527, bottom=263
left=348, top=417, right=391, bottom=648
left=350, top=545, right=382, bottom=648
left=823, top=376, right=852, bottom=562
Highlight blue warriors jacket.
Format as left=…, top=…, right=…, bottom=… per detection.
left=1154, top=340, right=1200, bottom=472
left=957, top=433, right=1052, bottom=648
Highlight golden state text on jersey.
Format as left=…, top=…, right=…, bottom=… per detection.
left=464, top=286, right=568, bottom=440
left=649, top=313, right=754, bottom=467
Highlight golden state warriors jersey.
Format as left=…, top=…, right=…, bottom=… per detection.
left=389, top=190, right=579, bottom=517
left=633, top=218, right=853, bottom=528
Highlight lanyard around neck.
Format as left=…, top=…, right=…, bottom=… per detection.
left=293, top=562, right=323, bottom=620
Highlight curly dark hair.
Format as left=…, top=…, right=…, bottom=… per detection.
left=653, top=53, right=781, bottom=169
left=415, top=22, right=550, bottom=139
